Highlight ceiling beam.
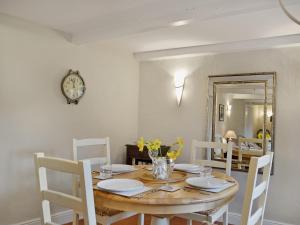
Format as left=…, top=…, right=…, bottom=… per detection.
left=134, top=33, right=300, bottom=61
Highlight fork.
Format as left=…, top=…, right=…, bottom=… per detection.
left=133, top=187, right=162, bottom=198
left=183, top=186, right=211, bottom=195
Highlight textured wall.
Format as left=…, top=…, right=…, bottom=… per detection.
left=0, top=14, right=139, bottom=225
left=138, top=49, right=300, bottom=224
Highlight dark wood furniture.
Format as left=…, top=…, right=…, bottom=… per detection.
left=125, top=144, right=170, bottom=165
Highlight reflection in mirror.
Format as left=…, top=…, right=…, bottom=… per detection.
left=207, top=73, right=276, bottom=173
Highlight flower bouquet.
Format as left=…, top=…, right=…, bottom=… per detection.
left=137, top=137, right=184, bottom=179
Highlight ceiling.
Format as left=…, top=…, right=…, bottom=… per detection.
left=1, top=0, right=300, bottom=54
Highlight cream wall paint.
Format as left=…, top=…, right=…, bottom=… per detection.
left=0, top=14, right=139, bottom=225
left=138, top=48, right=300, bottom=224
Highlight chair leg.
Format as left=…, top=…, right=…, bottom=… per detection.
left=186, top=219, right=192, bottom=225
left=222, top=210, right=228, bottom=225
left=103, top=219, right=110, bottom=225
left=72, top=212, right=79, bottom=225
left=138, top=214, right=145, bottom=225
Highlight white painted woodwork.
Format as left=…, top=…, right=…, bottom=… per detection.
left=178, top=140, right=233, bottom=225
left=237, top=138, right=264, bottom=169
left=74, top=138, right=108, bottom=147
left=34, top=153, right=96, bottom=225
left=240, top=151, right=273, bottom=225
left=38, top=156, right=80, bottom=174
left=73, top=137, right=111, bottom=165
left=41, top=190, right=83, bottom=212
left=190, top=140, right=233, bottom=176
left=1, top=1, right=300, bottom=50
left=134, top=34, right=300, bottom=61
left=72, top=137, right=142, bottom=225
left=252, top=181, right=267, bottom=200
left=150, top=217, right=170, bottom=225
left=248, top=208, right=263, bottom=225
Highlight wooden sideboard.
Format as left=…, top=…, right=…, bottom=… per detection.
left=125, top=144, right=170, bottom=165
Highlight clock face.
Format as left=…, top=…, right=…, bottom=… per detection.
left=61, top=70, right=85, bottom=104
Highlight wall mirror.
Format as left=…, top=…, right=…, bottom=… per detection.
left=207, top=73, right=276, bottom=172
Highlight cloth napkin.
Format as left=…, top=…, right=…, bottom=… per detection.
left=178, top=169, right=203, bottom=174
left=94, top=168, right=138, bottom=180
left=199, top=182, right=235, bottom=193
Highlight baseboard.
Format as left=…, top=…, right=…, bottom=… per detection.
left=228, top=212, right=295, bottom=225
left=10, top=210, right=73, bottom=225
left=10, top=210, right=295, bottom=225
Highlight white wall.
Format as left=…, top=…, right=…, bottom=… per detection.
left=2, top=12, right=300, bottom=225
left=138, top=48, right=300, bottom=224
left=0, top=14, right=139, bottom=225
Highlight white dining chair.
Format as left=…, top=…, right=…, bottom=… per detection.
left=73, top=137, right=111, bottom=166
left=72, top=137, right=144, bottom=225
left=181, top=150, right=273, bottom=225
left=237, top=138, right=264, bottom=169
left=240, top=151, right=273, bottom=225
left=178, top=140, right=233, bottom=225
left=34, top=153, right=96, bottom=225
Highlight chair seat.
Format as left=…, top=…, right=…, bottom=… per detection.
left=194, top=204, right=228, bottom=222
left=95, top=206, right=122, bottom=216
left=195, top=208, right=217, bottom=216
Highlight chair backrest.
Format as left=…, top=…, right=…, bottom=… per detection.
left=240, top=151, right=274, bottom=225
left=34, top=153, right=96, bottom=225
left=239, top=138, right=263, bottom=145
left=190, top=140, right=233, bottom=176
left=239, top=138, right=264, bottom=152
left=73, top=137, right=111, bottom=166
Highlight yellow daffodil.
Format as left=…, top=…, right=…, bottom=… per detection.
left=258, top=133, right=271, bottom=139
left=176, top=137, right=184, bottom=148
left=175, top=149, right=181, bottom=158
left=167, top=137, right=184, bottom=160
left=153, top=139, right=161, bottom=150
left=136, top=137, right=183, bottom=160
left=137, top=137, right=145, bottom=152
left=167, top=151, right=176, bottom=160
left=145, top=139, right=161, bottom=151
left=167, top=149, right=181, bottom=160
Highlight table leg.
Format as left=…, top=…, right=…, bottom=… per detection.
left=150, top=216, right=169, bottom=225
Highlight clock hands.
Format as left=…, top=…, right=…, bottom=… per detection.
left=62, top=70, right=85, bottom=104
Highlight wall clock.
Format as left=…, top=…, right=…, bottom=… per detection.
left=61, top=69, right=86, bottom=104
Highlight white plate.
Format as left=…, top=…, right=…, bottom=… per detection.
left=97, top=179, right=144, bottom=192
left=174, top=164, right=201, bottom=171
left=186, top=177, right=228, bottom=189
left=102, top=164, right=135, bottom=173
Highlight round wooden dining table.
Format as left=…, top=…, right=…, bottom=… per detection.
left=93, top=166, right=239, bottom=225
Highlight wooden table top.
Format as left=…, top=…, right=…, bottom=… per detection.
left=93, top=166, right=239, bottom=215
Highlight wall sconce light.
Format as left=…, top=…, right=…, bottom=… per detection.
left=267, top=110, right=273, bottom=122
left=174, top=70, right=186, bottom=106
left=267, top=111, right=273, bottom=118
left=227, top=104, right=232, bottom=112
left=226, top=103, right=232, bottom=117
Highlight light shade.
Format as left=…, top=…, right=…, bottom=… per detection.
left=174, top=70, right=186, bottom=106
left=224, top=130, right=237, bottom=140
left=175, top=86, right=184, bottom=106
left=267, top=111, right=273, bottom=117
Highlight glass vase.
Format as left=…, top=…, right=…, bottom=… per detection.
left=152, top=157, right=168, bottom=180
left=148, top=149, right=159, bottom=161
